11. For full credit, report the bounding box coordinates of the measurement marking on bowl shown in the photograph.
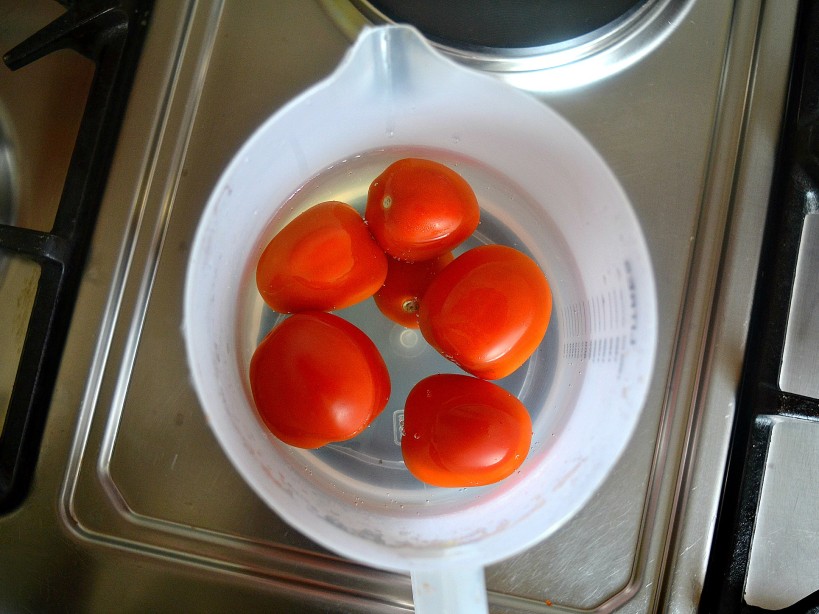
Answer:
[393,410,405,445]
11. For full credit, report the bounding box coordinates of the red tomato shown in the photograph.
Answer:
[418,245,552,380]
[373,252,454,328]
[249,312,391,448]
[256,201,388,313]
[401,374,532,487]
[365,158,480,261]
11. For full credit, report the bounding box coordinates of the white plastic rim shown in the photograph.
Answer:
[184,24,657,609]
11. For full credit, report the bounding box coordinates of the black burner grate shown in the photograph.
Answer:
[0,0,153,513]
[700,0,819,611]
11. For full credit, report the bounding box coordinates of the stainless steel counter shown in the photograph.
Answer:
[0,0,798,611]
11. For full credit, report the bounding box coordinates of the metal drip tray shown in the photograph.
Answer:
[0,0,798,611]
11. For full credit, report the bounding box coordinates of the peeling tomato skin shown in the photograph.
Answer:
[373,252,454,328]
[418,245,552,380]
[365,158,480,262]
[249,312,391,449]
[401,374,532,487]
[256,201,388,313]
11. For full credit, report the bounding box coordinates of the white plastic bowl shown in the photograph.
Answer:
[184,25,657,613]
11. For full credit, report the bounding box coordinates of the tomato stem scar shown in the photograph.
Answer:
[402,299,419,313]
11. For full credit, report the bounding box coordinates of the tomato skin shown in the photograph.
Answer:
[249,312,391,448]
[373,252,453,328]
[365,158,480,262]
[402,374,532,487]
[256,201,388,313]
[418,245,552,380]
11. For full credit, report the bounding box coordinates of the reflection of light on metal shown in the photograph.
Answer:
[0,119,17,228]
[0,117,18,284]
[805,189,818,212]
[322,0,695,92]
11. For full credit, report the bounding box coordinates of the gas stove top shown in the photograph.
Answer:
[1,1,816,611]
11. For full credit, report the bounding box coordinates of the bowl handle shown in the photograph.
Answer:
[411,566,488,614]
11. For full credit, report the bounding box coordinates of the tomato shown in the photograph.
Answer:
[365,158,480,261]
[373,252,454,328]
[256,201,388,313]
[401,374,532,487]
[249,312,391,448]
[418,245,552,380]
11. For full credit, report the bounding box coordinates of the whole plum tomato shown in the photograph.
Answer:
[365,158,480,261]
[373,252,453,328]
[401,374,532,487]
[249,312,390,448]
[418,245,552,380]
[256,201,388,313]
